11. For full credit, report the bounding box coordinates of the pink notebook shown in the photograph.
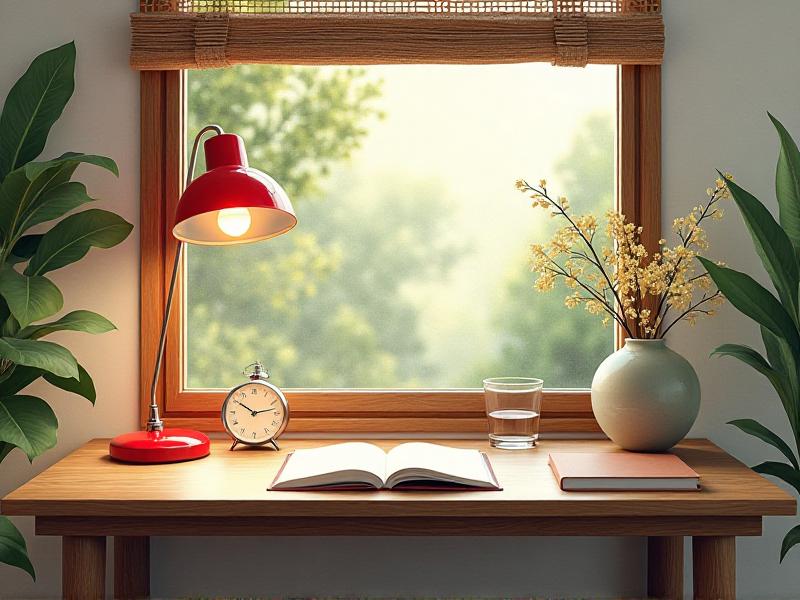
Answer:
[548,452,700,491]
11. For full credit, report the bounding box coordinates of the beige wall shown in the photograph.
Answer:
[1,0,800,597]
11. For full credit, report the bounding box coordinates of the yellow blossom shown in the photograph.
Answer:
[520,175,727,338]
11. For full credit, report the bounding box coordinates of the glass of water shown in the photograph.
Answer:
[483,377,544,449]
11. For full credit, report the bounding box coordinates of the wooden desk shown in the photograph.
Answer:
[1,438,794,600]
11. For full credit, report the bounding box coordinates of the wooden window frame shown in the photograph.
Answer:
[140,64,660,434]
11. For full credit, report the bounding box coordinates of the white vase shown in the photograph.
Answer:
[591,338,700,452]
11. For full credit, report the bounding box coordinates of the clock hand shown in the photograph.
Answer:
[253,400,278,414]
[235,400,258,414]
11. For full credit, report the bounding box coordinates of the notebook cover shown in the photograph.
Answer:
[548,452,699,491]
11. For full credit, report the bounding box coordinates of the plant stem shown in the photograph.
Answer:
[543,256,634,335]
[655,189,723,334]
[527,181,631,332]
[659,291,721,337]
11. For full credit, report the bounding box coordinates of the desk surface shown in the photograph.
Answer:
[1,438,795,519]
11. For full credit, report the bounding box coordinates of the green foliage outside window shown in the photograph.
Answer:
[185,64,613,390]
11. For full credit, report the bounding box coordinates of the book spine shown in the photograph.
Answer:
[547,455,564,491]
[268,451,294,490]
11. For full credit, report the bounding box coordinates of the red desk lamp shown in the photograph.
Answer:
[110,125,296,463]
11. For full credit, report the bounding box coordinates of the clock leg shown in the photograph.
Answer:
[270,439,280,451]
[230,440,238,451]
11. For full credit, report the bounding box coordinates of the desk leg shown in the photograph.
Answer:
[647,536,683,599]
[63,535,106,600]
[693,536,735,600]
[114,536,150,599]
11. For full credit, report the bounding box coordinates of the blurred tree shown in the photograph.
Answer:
[188,65,384,197]
[463,112,615,388]
[185,65,613,390]
[185,65,459,388]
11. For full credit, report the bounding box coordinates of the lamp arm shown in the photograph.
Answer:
[146,124,224,432]
[186,124,224,188]
[146,242,182,432]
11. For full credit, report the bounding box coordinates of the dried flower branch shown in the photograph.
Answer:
[516,175,731,339]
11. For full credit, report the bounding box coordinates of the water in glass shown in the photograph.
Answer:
[483,378,543,449]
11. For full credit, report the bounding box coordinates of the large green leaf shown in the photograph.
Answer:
[0,442,13,461]
[0,42,75,181]
[723,174,799,323]
[25,209,133,276]
[728,418,798,469]
[16,181,94,234]
[8,235,42,265]
[0,394,57,461]
[0,267,62,328]
[0,154,115,241]
[769,113,800,254]
[0,316,18,339]
[0,365,42,396]
[0,363,95,404]
[716,340,799,431]
[24,152,117,181]
[44,364,95,404]
[781,524,800,562]
[0,516,34,580]
[19,310,115,339]
[0,337,77,379]
[698,257,800,351]
[761,326,800,419]
[753,461,800,497]
[0,168,63,240]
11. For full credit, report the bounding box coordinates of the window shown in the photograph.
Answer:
[135,2,663,433]
[184,64,616,390]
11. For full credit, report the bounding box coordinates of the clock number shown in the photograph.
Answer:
[240,427,245,435]
[251,388,257,395]
[274,411,280,416]
[252,432,256,439]
[272,420,278,426]
[232,420,238,426]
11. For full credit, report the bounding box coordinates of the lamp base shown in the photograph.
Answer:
[109,428,211,464]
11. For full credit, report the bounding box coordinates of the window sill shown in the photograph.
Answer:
[152,389,599,433]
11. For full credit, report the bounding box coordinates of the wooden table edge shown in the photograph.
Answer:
[2,497,795,518]
[34,514,765,537]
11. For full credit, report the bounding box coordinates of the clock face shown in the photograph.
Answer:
[222,382,288,445]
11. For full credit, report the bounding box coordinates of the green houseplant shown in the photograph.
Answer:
[0,42,132,578]
[699,113,800,562]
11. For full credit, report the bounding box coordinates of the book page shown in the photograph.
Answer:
[272,442,387,489]
[386,442,493,485]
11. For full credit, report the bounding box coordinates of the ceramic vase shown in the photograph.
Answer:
[591,338,700,452]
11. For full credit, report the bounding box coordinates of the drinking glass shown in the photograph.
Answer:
[483,377,544,449]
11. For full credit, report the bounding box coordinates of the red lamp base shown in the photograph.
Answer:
[109,428,211,464]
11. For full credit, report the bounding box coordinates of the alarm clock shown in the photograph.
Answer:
[221,362,289,451]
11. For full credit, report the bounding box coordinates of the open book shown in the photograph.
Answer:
[270,442,501,490]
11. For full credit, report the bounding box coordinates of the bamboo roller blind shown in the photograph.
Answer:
[132,0,662,69]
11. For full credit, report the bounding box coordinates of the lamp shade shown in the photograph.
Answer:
[172,133,296,245]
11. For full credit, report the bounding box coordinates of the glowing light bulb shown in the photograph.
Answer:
[217,207,252,237]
